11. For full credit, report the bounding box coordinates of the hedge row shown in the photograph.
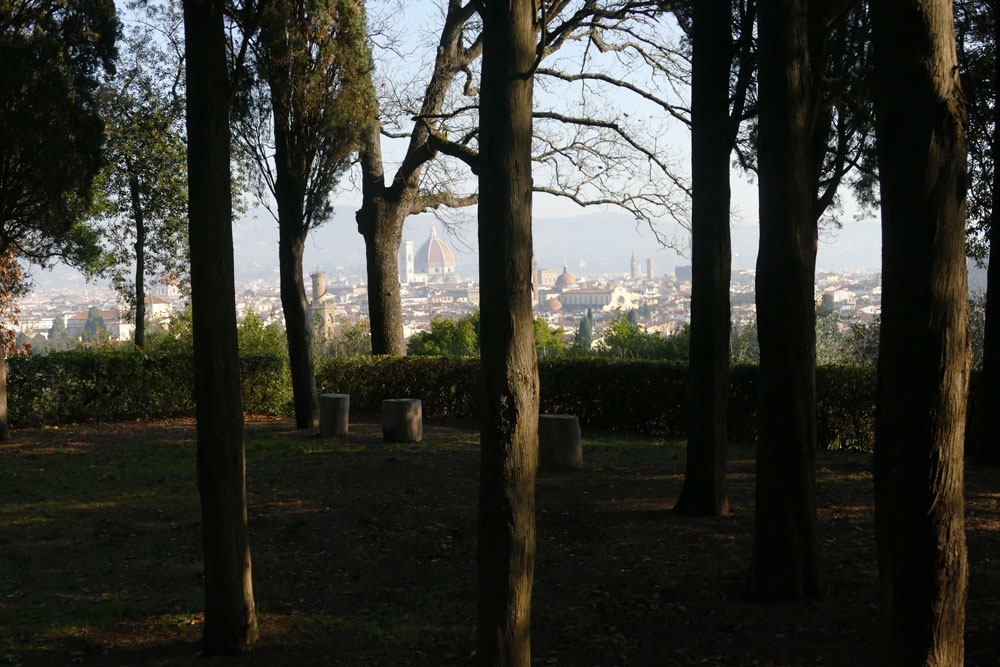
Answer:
[7,351,981,454]
[7,349,291,427]
[316,357,886,451]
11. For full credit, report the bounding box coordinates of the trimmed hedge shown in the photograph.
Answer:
[316,357,882,451]
[9,351,979,455]
[7,349,291,427]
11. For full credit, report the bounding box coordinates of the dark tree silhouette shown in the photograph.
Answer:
[675,0,755,517]
[0,0,115,439]
[235,0,374,427]
[956,0,1000,464]
[747,0,822,601]
[475,0,539,663]
[872,0,970,661]
[182,0,258,654]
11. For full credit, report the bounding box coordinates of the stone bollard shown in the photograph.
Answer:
[319,393,350,436]
[382,398,423,443]
[538,414,583,471]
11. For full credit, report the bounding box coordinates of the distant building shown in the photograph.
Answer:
[150,281,181,302]
[66,309,132,341]
[400,224,457,284]
[675,264,692,282]
[309,272,337,329]
[630,252,637,280]
[537,268,559,287]
[143,295,172,321]
[559,286,636,312]
[646,257,654,280]
[554,266,577,290]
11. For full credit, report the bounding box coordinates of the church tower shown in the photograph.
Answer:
[402,240,415,283]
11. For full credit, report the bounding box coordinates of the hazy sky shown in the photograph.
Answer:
[39,2,882,293]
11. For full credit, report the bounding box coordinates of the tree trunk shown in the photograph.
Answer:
[357,124,406,356]
[676,0,732,517]
[182,0,257,654]
[354,10,479,355]
[747,0,821,601]
[979,0,1000,466]
[476,2,538,665]
[128,171,146,349]
[872,0,969,662]
[278,226,318,428]
[0,357,10,442]
[273,121,319,428]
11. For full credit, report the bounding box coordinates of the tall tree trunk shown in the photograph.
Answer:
[182,0,257,654]
[278,226,318,427]
[676,0,733,517]
[476,2,538,665]
[0,358,10,442]
[273,123,319,428]
[357,124,406,356]
[979,0,1000,466]
[747,0,821,601]
[359,203,406,356]
[128,171,146,349]
[355,9,480,354]
[872,0,969,662]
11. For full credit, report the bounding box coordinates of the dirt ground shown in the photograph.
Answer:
[1,416,997,666]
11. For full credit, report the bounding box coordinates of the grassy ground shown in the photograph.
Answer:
[0,417,997,666]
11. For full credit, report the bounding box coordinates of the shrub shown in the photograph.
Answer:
[7,347,291,427]
[11,351,969,455]
[317,357,893,450]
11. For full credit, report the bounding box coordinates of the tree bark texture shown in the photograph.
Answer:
[0,358,10,442]
[475,2,538,665]
[979,0,1000,466]
[357,123,406,356]
[748,0,821,602]
[872,0,969,663]
[273,119,319,428]
[676,0,733,517]
[183,0,258,654]
[129,171,146,349]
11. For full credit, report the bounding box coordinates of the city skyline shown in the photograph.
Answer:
[25,198,887,295]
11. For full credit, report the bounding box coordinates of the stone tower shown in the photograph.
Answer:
[311,271,326,301]
[402,240,415,283]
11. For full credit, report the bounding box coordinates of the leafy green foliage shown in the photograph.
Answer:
[596,311,689,361]
[236,310,287,357]
[730,320,760,363]
[407,313,480,357]
[955,0,995,261]
[6,346,291,426]
[840,318,880,367]
[83,306,108,342]
[0,0,116,266]
[534,318,566,360]
[732,312,882,367]
[314,316,372,360]
[406,311,569,360]
[971,292,986,369]
[573,309,595,351]
[144,306,194,355]
[233,0,376,232]
[315,357,888,450]
[97,1,188,324]
[1,348,984,454]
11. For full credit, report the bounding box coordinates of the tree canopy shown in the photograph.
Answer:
[98,2,188,343]
[0,0,117,266]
